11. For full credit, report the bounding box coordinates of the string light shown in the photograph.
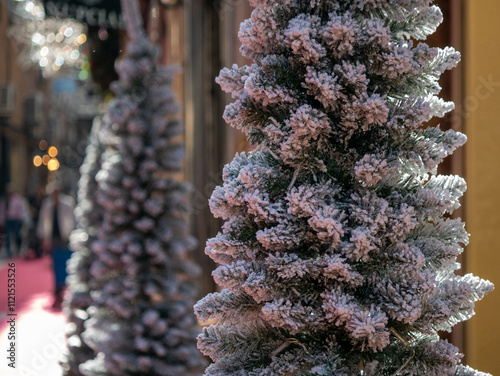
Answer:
[35,142,62,171]
[35,141,64,170]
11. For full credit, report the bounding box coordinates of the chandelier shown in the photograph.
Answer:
[7,0,88,77]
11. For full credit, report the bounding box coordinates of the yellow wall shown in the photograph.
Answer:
[464,1,500,374]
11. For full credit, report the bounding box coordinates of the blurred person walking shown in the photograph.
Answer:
[37,184,75,308]
[26,185,46,259]
[0,184,27,258]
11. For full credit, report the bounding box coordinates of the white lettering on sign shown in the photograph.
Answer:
[45,1,125,30]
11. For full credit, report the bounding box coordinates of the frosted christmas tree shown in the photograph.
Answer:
[65,0,205,374]
[63,117,105,376]
[195,1,494,375]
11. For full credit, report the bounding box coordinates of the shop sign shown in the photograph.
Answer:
[43,0,125,29]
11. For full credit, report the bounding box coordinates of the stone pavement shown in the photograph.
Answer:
[0,255,66,375]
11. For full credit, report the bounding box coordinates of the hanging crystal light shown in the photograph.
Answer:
[7,0,88,77]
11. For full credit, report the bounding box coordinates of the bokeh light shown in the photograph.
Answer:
[33,155,42,167]
[78,70,89,81]
[48,146,58,157]
[48,158,60,171]
[8,16,87,76]
[76,34,87,45]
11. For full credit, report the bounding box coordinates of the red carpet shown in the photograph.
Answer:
[0,256,66,375]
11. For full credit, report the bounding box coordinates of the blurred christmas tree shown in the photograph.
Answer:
[194,1,493,375]
[63,117,105,376]
[63,0,205,374]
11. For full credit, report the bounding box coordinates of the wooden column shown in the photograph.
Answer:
[184,0,224,299]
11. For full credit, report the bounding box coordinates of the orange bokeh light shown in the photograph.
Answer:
[33,156,42,167]
[48,158,60,171]
[48,146,58,157]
